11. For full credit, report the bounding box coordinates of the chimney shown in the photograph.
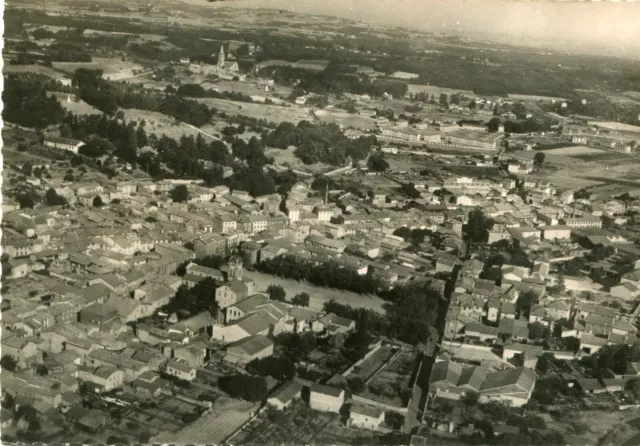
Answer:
[324,182,328,205]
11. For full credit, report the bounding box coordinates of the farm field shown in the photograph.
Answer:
[52,57,144,80]
[243,269,388,314]
[406,84,474,97]
[588,121,640,133]
[543,146,606,155]
[194,97,311,124]
[4,64,69,80]
[315,108,378,130]
[508,93,567,102]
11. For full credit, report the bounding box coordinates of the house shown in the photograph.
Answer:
[541,226,571,240]
[79,303,117,328]
[610,282,640,299]
[77,366,125,393]
[225,335,274,365]
[502,343,544,369]
[349,404,385,430]
[132,371,167,398]
[309,383,345,412]
[545,300,571,320]
[1,337,38,369]
[166,360,196,381]
[267,380,303,410]
[464,323,499,342]
[498,318,529,341]
[429,360,536,407]
[580,334,608,355]
[44,136,84,154]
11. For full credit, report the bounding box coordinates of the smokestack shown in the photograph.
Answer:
[324,181,328,205]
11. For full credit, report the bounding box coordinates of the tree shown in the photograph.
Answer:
[267,284,286,302]
[534,152,546,167]
[136,125,148,148]
[528,321,546,340]
[17,194,36,209]
[367,153,389,172]
[2,393,15,410]
[92,196,103,207]
[21,162,33,176]
[348,376,366,394]
[246,356,295,381]
[468,100,477,110]
[170,184,189,203]
[1,355,17,372]
[45,188,68,206]
[218,374,268,402]
[466,209,493,244]
[342,329,373,362]
[461,391,480,406]
[487,117,501,133]
[516,291,538,318]
[291,292,310,307]
[36,364,49,376]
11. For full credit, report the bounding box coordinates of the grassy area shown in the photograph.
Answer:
[243,269,388,314]
[52,57,144,80]
[194,97,311,124]
[361,350,417,407]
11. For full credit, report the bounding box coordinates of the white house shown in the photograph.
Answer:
[44,137,85,154]
[309,383,345,412]
[349,404,385,430]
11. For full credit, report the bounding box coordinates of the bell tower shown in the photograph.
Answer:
[218,44,225,69]
[227,255,243,281]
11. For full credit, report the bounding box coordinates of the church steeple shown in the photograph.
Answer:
[217,43,225,69]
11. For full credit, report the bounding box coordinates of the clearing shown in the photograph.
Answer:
[194,97,311,124]
[52,57,144,80]
[120,109,202,140]
[4,64,69,81]
[243,269,388,314]
[49,92,102,116]
[314,108,378,130]
[406,84,474,97]
[265,146,332,175]
[543,146,606,156]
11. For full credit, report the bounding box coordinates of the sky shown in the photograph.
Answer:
[204,0,640,58]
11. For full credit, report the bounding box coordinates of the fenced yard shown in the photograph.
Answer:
[346,345,397,382]
[360,350,419,408]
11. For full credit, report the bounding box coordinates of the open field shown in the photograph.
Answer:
[406,84,474,97]
[194,97,311,124]
[120,109,203,140]
[255,59,329,71]
[588,121,640,133]
[52,57,144,80]
[48,92,102,116]
[4,64,69,80]
[508,93,567,102]
[243,269,388,314]
[265,146,332,174]
[315,108,377,130]
[543,146,606,156]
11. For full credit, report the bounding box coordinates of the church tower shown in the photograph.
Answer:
[227,255,243,281]
[217,44,225,69]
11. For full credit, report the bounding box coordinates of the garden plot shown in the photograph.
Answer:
[346,345,397,382]
[232,401,379,445]
[360,350,418,407]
